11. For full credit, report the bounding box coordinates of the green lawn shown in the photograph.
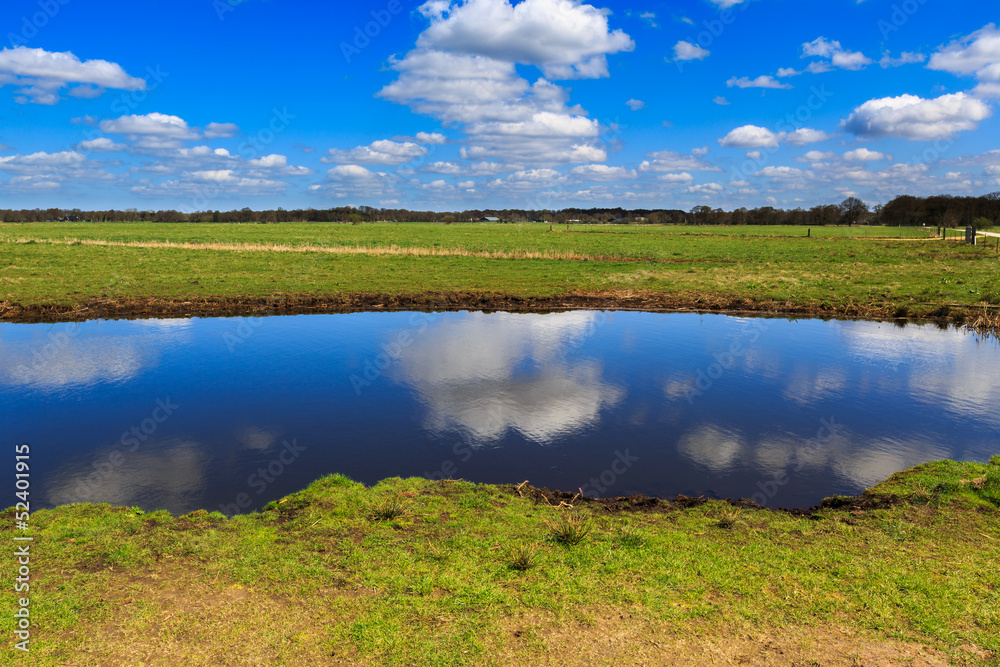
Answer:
[2,223,997,327]
[2,459,997,665]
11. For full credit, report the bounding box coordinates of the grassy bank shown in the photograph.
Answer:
[3,459,998,665]
[2,223,998,330]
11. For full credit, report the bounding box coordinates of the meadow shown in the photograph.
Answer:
[2,459,997,665]
[1,222,998,330]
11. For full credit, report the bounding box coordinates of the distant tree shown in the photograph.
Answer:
[838,197,869,226]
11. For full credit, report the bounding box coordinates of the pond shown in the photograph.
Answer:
[2,311,997,514]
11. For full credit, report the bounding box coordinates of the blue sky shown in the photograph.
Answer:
[1,0,998,212]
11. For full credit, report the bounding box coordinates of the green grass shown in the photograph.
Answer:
[3,223,998,326]
[2,460,998,665]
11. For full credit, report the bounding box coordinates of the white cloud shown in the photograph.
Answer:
[380,3,625,167]
[76,137,126,152]
[879,51,926,68]
[843,148,886,162]
[756,165,806,180]
[247,154,314,176]
[99,113,201,149]
[746,150,762,160]
[416,0,634,79]
[928,24,1000,79]
[638,150,722,172]
[784,128,833,146]
[0,150,86,172]
[204,122,240,138]
[726,75,792,90]
[719,125,781,148]
[798,150,836,162]
[570,164,636,180]
[0,46,145,104]
[415,131,447,144]
[673,40,709,61]
[776,67,801,77]
[657,172,694,183]
[692,146,709,157]
[685,182,724,194]
[841,93,992,140]
[626,98,645,110]
[323,139,428,165]
[706,0,747,7]
[327,164,382,179]
[424,161,464,174]
[713,95,730,105]
[801,37,872,71]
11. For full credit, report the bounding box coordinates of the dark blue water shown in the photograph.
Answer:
[2,311,997,514]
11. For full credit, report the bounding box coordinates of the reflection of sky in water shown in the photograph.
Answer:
[1,312,998,514]
[393,312,623,443]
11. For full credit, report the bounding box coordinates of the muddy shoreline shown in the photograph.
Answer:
[0,289,962,328]
[498,481,909,517]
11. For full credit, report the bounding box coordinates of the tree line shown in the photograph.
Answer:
[2,193,998,226]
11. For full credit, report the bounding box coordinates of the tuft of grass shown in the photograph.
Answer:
[508,544,538,571]
[716,507,743,529]
[545,513,591,546]
[367,496,409,522]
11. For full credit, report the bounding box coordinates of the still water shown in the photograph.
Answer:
[2,311,997,514]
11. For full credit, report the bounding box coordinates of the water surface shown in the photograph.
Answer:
[2,311,997,514]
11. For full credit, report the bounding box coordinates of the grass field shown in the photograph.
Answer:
[2,459,997,665]
[2,222,998,329]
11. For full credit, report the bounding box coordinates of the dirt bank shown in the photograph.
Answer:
[0,288,954,325]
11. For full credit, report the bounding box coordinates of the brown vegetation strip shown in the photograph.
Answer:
[6,236,685,263]
[0,289,901,324]
[498,481,905,516]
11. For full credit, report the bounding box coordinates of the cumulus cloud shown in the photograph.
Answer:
[379,2,631,167]
[713,95,730,105]
[928,24,1000,99]
[322,139,428,165]
[204,122,240,138]
[718,125,782,148]
[841,93,992,140]
[0,46,145,104]
[246,154,314,176]
[673,41,709,61]
[801,37,872,71]
[415,131,447,144]
[879,51,926,68]
[718,125,832,149]
[726,75,792,90]
[99,113,205,150]
[843,148,886,162]
[685,182,724,194]
[657,172,694,184]
[928,24,1000,77]
[798,150,836,162]
[570,164,636,180]
[416,0,634,79]
[784,128,833,146]
[626,98,645,110]
[638,149,722,172]
[76,137,126,152]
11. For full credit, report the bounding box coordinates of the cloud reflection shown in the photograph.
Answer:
[393,312,623,444]
[45,439,208,514]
